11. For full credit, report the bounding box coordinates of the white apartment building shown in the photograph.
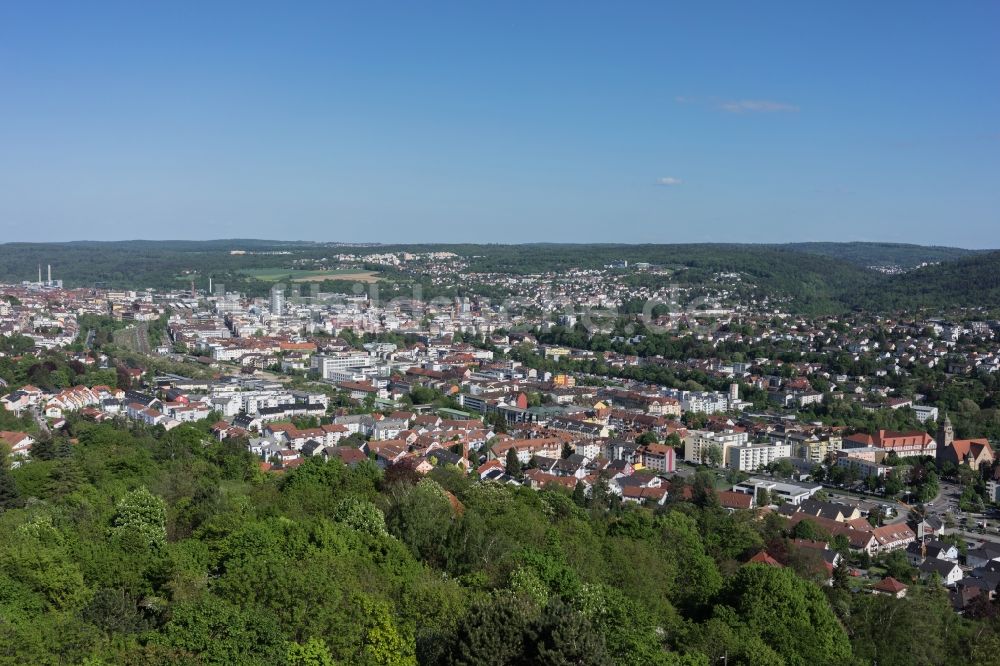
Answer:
[727,442,792,472]
[311,352,374,380]
[769,431,843,465]
[680,392,730,414]
[324,367,380,383]
[684,429,749,466]
[912,405,939,423]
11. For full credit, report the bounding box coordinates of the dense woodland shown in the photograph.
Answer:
[2,416,1000,665]
[781,242,978,268]
[1,240,997,314]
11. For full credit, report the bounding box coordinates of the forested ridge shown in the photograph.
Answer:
[857,250,1000,311]
[1,240,996,314]
[1,417,998,665]
[780,242,979,267]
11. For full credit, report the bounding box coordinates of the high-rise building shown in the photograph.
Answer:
[270,285,285,317]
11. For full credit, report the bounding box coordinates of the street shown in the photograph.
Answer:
[29,405,50,438]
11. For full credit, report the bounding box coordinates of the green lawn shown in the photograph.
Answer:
[237,267,378,282]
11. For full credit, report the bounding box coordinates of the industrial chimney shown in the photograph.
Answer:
[47,264,51,284]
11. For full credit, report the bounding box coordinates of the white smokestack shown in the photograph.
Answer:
[38,265,42,283]
[47,265,51,283]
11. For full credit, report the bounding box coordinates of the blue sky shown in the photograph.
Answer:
[1,2,997,246]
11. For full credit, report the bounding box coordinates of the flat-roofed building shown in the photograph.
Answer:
[733,477,822,506]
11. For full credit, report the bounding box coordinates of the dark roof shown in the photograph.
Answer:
[950,586,982,610]
[430,449,465,466]
[924,516,945,530]
[959,576,999,593]
[233,414,258,428]
[124,390,156,406]
[919,559,960,576]
[616,474,658,489]
[301,439,324,456]
[924,540,956,558]
[554,456,587,473]
[821,550,840,565]
[530,455,560,472]
[796,498,856,520]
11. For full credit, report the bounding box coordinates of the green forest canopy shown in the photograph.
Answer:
[0,416,997,665]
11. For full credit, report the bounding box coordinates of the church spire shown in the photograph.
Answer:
[936,411,954,461]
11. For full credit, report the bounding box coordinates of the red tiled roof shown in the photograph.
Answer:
[748,551,783,567]
[951,438,993,460]
[718,490,753,510]
[873,576,908,593]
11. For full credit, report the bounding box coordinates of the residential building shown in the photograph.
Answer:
[684,428,748,467]
[638,443,676,474]
[727,442,792,472]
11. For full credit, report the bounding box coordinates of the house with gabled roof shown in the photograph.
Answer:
[478,459,506,479]
[872,576,908,598]
[0,431,34,458]
[967,543,1000,570]
[322,446,369,467]
[748,550,783,567]
[919,559,963,587]
[1,390,32,414]
[233,414,262,432]
[718,490,755,511]
[906,539,959,566]
[301,439,325,457]
[871,524,916,553]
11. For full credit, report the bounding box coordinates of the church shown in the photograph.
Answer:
[935,414,994,472]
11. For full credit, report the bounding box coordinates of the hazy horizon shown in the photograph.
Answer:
[0,238,995,252]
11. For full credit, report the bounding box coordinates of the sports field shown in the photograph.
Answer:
[237,268,382,283]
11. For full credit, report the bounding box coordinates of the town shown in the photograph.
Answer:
[4,248,1000,644]
[4,0,998,661]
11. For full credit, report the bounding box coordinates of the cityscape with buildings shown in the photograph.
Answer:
[3,242,1000,665]
[3,1,999,663]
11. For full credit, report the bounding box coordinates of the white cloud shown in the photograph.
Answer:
[719,99,799,114]
[657,177,683,186]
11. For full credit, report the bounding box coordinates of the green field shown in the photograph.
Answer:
[236,268,381,283]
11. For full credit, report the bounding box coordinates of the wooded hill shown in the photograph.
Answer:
[0,240,995,314]
[1,417,995,665]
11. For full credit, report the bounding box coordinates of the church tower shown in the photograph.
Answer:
[936,413,954,463]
